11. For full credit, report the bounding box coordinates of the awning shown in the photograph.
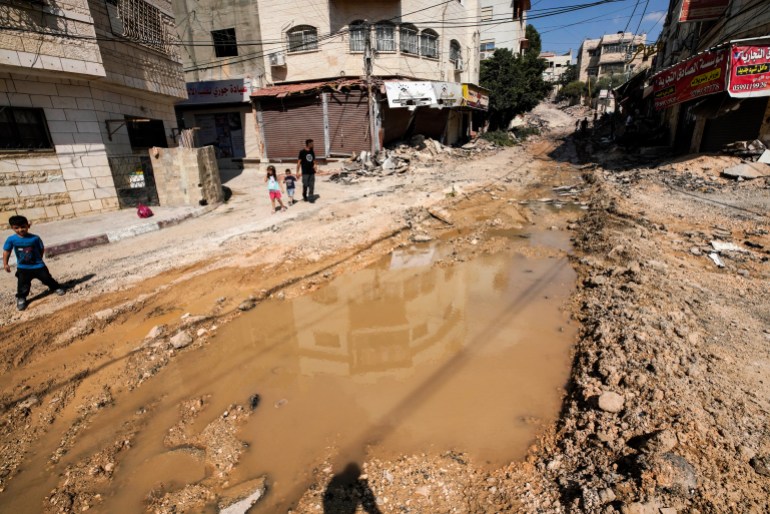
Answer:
[650,47,729,110]
[251,78,366,98]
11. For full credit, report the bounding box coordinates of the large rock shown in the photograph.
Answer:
[219,477,266,514]
[598,391,625,413]
[645,452,698,496]
[170,331,193,349]
[638,429,678,455]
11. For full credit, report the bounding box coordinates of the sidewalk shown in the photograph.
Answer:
[5,205,214,259]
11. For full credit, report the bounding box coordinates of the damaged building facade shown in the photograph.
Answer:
[1,0,186,222]
[645,0,770,153]
[173,0,502,163]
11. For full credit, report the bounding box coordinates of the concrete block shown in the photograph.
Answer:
[0,185,18,199]
[39,181,68,194]
[72,132,102,144]
[64,109,98,122]
[23,207,47,221]
[51,132,76,145]
[80,178,97,189]
[89,199,103,211]
[48,120,78,133]
[72,200,93,214]
[40,55,63,71]
[93,187,116,199]
[0,160,20,173]
[57,203,74,216]
[65,179,83,191]
[30,95,53,108]
[17,156,60,170]
[95,176,115,188]
[76,97,95,110]
[60,58,90,75]
[45,108,67,121]
[56,84,91,98]
[53,96,79,109]
[7,93,32,107]
[62,167,92,180]
[44,206,59,219]
[89,165,112,177]
[80,154,108,167]
[12,80,58,96]
[0,49,21,68]
[76,121,100,133]
[16,184,41,197]
[69,189,95,202]
[101,197,119,210]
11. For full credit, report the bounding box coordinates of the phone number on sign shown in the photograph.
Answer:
[732,82,769,91]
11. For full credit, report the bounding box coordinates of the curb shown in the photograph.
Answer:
[46,205,218,258]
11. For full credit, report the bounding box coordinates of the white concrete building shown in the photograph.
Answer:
[0,0,186,222]
[576,32,647,82]
[478,0,529,60]
[541,50,573,83]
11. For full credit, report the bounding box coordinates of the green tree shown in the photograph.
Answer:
[557,80,586,102]
[480,47,552,130]
[558,64,578,86]
[525,24,542,54]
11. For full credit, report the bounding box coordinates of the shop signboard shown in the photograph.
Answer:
[652,48,728,110]
[182,78,251,105]
[384,81,437,108]
[679,0,729,23]
[431,82,464,107]
[728,44,770,98]
[461,84,490,110]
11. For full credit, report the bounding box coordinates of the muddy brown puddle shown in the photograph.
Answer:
[4,229,577,513]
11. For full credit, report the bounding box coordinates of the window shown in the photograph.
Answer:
[480,40,495,60]
[126,117,167,149]
[420,29,438,58]
[211,28,237,57]
[481,6,493,21]
[349,20,366,52]
[400,24,419,54]
[587,49,597,57]
[587,67,599,77]
[601,63,625,75]
[0,107,52,151]
[450,39,461,67]
[105,0,178,57]
[513,0,525,19]
[375,21,396,52]
[287,25,318,53]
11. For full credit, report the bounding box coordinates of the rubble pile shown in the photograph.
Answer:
[721,139,766,159]
[562,104,594,118]
[329,135,499,185]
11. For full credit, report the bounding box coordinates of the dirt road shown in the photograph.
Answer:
[1,103,768,513]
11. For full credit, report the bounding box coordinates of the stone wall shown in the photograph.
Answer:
[153,146,223,207]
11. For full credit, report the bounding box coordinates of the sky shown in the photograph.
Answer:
[530,0,670,58]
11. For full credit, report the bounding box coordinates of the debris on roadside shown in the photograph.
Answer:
[707,252,725,268]
[722,139,767,159]
[328,136,499,185]
[721,161,770,180]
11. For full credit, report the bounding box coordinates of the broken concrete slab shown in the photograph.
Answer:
[721,162,770,180]
[219,477,267,514]
[708,252,725,268]
[427,207,453,225]
[711,241,747,253]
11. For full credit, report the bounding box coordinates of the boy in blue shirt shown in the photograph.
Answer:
[3,215,65,311]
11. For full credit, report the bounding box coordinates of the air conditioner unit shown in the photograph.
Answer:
[269,52,286,67]
[455,58,465,71]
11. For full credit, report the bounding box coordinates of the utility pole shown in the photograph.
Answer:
[364,21,377,154]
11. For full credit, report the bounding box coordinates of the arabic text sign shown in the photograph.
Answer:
[679,0,729,22]
[385,81,437,108]
[652,48,728,110]
[729,45,770,98]
[182,79,251,105]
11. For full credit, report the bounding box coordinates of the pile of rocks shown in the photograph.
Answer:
[329,134,498,185]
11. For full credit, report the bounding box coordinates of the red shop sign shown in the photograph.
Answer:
[728,45,770,98]
[679,0,729,23]
[652,48,728,110]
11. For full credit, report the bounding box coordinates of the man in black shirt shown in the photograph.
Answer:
[297,139,318,202]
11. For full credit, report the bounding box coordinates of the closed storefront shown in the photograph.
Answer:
[327,91,369,156]
[259,95,326,160]
[701,97,769,152]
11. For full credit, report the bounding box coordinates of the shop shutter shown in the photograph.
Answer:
[260,95,326,160]
[413,107,450,141]
[701,98,768,153]
[326,91,370,156]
